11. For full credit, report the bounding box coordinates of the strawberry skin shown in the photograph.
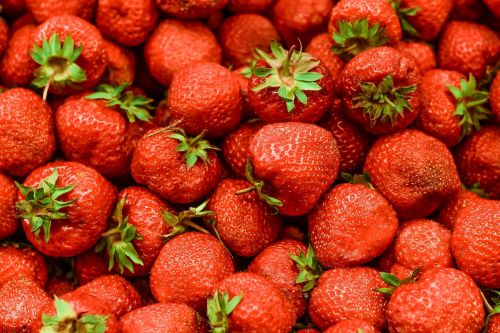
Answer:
[395,41,436,74]
[0,244,47,288]
[102,39,136,85]
[155,0,228,19]
[490,72,500,124]
[228,0,272,12]
[399,0,452,41]
[25,0,96,22]
[484,0,500,17]
[0,173,17,240]
[46,277,76,297]
[0,18,8,57]
[324,320,380,333]
[437,189,483,229]
[305,33,345,84]
[74,249,110,285]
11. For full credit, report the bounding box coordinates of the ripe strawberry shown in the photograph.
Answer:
[455,126,500,199]
[438,21,500,79]
[168,62,243,138]
[0,173,17,240]
[96,0,158,47]
[437,186,486,229]
[395,41,436,74]
[102,40,136,85]
[310,182,398,269]
[484,0,500,17]
[272,0,334,47]
[232,67,256,119]
[0,278,51,333]
[31,15,108,99]
[340,46,421,135]
[74,249,109,285]
[46,276,76,297]
[490,72,500,123]
[324,320,380,333]
[417,70,490,147]
[0,88,55,178]
[308,267,387,330]
[364,129,461,219]
[279,225,307,243]
[296,329,320,333]
[451,199,500,288]
[218,14,280,68]
[228,0,273,13]
[0,244,47,288]
[25,0,96,22]
[131,127,222,204]
[121,302,209,333]
[144,19,221,86]
[328,0,401,61]
[150,232,234,312]
[11,13,36,32]
[305,33,345,84]
[386,268,484,332]
[17,161,117,257]
[0,18,8,56]
[451,0,487,20]
[248,43,335,123]
[208,272,295,333]
[156,0,228,18]
[2,0,26,17]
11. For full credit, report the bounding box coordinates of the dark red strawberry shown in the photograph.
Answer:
[46,276,76,297]
[2,0,27,17]
[11,13,36,32]
[0,88,55,178]
[74,249,109,285]
[305,33,345,84]
[395,41,436,74]
[25,0,96,22]
[232,67,256,119]
[102,40,136,85]
[364,129,461,219]
[228,0,273,13]
[0,173,17,240]
[324,320,380,333]
[451,0,487,20]
[17,161,117,257]
[484,0,500,17]
[279,225,307,243]
[0,243,47,288]
[155,0,228,18]
[0,18,8,56]
[437,186,486,229]
[340,46,421,135]
[491,72,500,123]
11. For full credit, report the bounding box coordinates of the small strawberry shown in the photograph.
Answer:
[228,0,273,13]
[395,41,436,74]
[340,46,421,135]
[102,39,136,85]
[25,0,96,22]
[305,33,345,83]
[0,243,47,288]
[279,225,307,243]
[324,320,380,333]
[437,185,486,229]
[490,71,500,123]
[74,249,109,285]
[155,0,228,19]
[46,276,76,297]
[0,173,18,240]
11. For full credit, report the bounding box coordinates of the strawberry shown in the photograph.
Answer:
[272,0,334,48]
[438,21,500,79]
[232,67,256,119]
[31,15,108,99]
[484,294,500,333]
[0,18,8,56]
[279,225,307,243]
[218,14,280,68]
[167,62,243,138]
[121,302,209,333]
[340,46,421,135]
[17,161,117,257]
[248,42,335,123]
[95,0,158,47]
[0,278,51,333]
[416,70,490,147]
[131,127,222,204]
[437,186,486,229]
[0,243,47,288]
[208,272,295,333]
[144,19,221,86]
[308,267,387,330]
[46,276,76,297]
[25,0,96,22]
[484,0,500,18]
[155,0,228,19]
[490,71,500,123]
[228,0,273,13]
[150,232,234,312]
[74,249,109,285]
[0,173,17,240]
[0,88,55,178]
[296,329,320,333]
[324,320,380,333]
[306,35,345,87]
[451,0,487,20]
[451,199,500,288]
[395,41,436,74]
[102,39,136,85]
[328,0,401,61]
[2,0,26,17]
[11,13,36,32]
[385,267,484,332]
[364,129,461,219]
[455,126,500,199]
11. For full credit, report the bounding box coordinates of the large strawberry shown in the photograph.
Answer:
[0,173,18,240]
[155,0,228,19]
[0,243,47,288]
[340,46,421,135]
[245,122,339,216]
[364,129,461,219]
[0,88,55,178]
[131,127,222,204]
[25,0,96,22]
[451,199,500,288]
[248,42,335,123]
[437,186,485,229]
[150,232,234,313]
[305,33,345,83]
[102,40,136,85]
[17,161,117,257]
[309,182,398,269]
[324,320,380,333]
[395,41,436,74]
[144,19,221,86]
[491,72,500,123]
[208,272,295,333]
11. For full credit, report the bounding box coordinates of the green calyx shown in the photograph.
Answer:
[15,169,76,243]
[41,297,108,333]
[463,183,490,198]
[170,128,220,169]
[353,74,417,127]
[391,0,420,37]
[332,19,390,61]
[252,41,323,112]
[86,84,154,123]
[290,244,323,293]
[376,266,422,296]
[207,291,243,333]
[341,172,375,190]
[163,200,213,239]
[447,74,491,139]
[31,33,87,100]
[482,291,500,332]
[95,196,144,274]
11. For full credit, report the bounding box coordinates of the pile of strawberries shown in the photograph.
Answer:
[0,0,499,332]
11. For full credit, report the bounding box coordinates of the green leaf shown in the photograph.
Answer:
[380,272,401,287]
[295,72,323,82]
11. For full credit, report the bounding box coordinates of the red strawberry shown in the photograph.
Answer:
[74,249,109,285]
[155,0,228,18]
[0,18,8,56]
[437,186,485,229]
[232,67,256,119]
[0,88,55,177]
[0,173,17,240]
[309,182,398,269]
[11,13,36,32]
[395,41,436,74]
[248,43,335,123]
[451,199,500,288]
[25,0,96,22]
[167,62,243,138]
[31,15,108,99]
[208,272,295,333]
[129,276,156,306]
[279,225,307,243]
[0,244,47,288]
[272,0,334,47]
[340,46,421,135]
[305,33,345,84]
[484,0,500,17]
[308,267,387,330]
[324,320,380,333]
[131,127,222,204]
[491,72,500,123]
[455,126,500,199]
[2,0,26,17]
[144,19,221,86]
[218,14,280,68]
[96,0,158,47]
[364,129,461,219]
[102,40,136,85]
[150,232,234,312]
[46,276,76,297]
[17,161,117,257]
[386,268,484,332]
[451,0,487,20]
[438,21,500,79]
[121,302,209,333]
[416,70,490,147]
[328,0,401,61]
[228,0,273,13]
